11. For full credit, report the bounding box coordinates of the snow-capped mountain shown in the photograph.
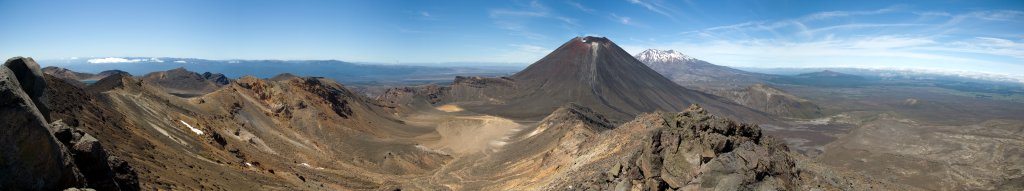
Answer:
[634,49,770,88]
[634,49,697,63]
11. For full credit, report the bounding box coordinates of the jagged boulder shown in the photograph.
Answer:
[635,104,798,190]
[71,134,121,190]
[0,61,84,190]
[2,58,139,190]
[4,57,50,119]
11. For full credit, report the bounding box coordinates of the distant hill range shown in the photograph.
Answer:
[40,57,521,85]
[42,66,129,85]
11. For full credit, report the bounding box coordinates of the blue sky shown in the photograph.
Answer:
[1,0,1022,75]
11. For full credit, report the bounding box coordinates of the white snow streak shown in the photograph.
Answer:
[179,120,204,135]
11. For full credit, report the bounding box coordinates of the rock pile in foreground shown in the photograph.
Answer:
[559,104,908,190]
[0,57,138,190]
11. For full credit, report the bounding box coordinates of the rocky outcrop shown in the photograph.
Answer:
[5,57,50,119]
[543,103,614,132]
[1,57,139,190]
[376,84,450,109]
[557,104,904,190]
[575,104,798,190]
[294,77,355,118]
[53,120,138,191]
[70,131,120,190]
[1,58,84,190]
[202,72,231,86]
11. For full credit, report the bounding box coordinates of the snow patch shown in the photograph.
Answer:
[179,120,204,135]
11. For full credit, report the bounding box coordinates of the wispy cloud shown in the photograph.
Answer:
[635,6,1024,75]
[566,1,595,13]
[913,11,951,17]
[611,13,631,25]
[489,0,578,39]
[801,5,903,21]
[627,0,679,21]
[687,6,909,39]
[914,37,1024,59]
[802,23,926,36]
[849,36,935,49]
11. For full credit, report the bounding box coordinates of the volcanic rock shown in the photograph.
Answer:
[71,133,121,190]
[0,61,84,190]
[5,57,50,119]
[202,72,231,86]
[616,104,796,190]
